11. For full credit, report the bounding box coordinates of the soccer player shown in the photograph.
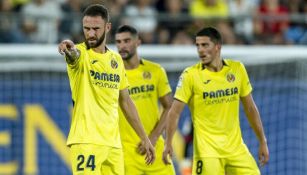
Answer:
[162,27,269,175]
[115,25,176,175]
[58,4,155,175]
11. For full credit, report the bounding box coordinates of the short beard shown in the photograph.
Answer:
[122,52,134,61]
[85,30,106,49]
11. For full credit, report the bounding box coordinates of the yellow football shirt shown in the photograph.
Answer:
[175,59,252,158]
[119,59,171,147]
[189,0,229,18]
[66,43,128,148]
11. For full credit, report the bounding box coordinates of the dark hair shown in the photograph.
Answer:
[115,25,138,37]
[83,4,109,22]
[196,27,222,45]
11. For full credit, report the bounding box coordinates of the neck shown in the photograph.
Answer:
[124,54,140,70]
[92,44,106,54]
[204,58,223,72]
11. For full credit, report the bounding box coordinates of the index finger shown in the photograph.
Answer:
[58,43,68,55]
[62,40,74,49]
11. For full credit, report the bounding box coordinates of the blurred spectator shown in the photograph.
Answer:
[188,0,236,44]
[228,0,258,44]
[122,0,157,43]
[189,0,229,18]
[299,0,307,44]
[21,0,62,43]
[171,31,194,45]
[157,0,191,43]
[186,18,237,44]
[59,0,85,43]
[254,0,289,44]
[0,0,28,43]
[284,0,307,45]
[155,26,171,44]
[216,20,237,44]
[11,0,30,11]
[1,0,306,45]
[106,0,129,42]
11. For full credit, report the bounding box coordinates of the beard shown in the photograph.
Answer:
[85,30,106,49]
[119,50,134,61]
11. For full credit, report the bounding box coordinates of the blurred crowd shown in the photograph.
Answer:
[0,0,307,45]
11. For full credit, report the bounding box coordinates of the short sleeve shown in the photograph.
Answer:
[157,66,172,97]
[239,62,252,97]
[174,69,193,103]
[119,61,129,90]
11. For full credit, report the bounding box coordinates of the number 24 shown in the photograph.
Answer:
[77,155,96,171]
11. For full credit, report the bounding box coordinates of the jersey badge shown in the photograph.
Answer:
[226,73,235,83]
[111,58,118,69]
[143,71,151,79]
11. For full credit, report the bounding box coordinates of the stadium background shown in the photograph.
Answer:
[1,0,307,174]
[0,45,306,175]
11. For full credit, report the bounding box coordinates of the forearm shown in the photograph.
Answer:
[120,98,147,140]
[165,108,180,145]
[65,48,80,65]
[149,107,170,141]
[246,106,267,143]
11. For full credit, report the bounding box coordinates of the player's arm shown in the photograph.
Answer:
[119,88,155,165]
[58,39,80,65]
[162,99,185,164]
[148,93,172,146]
[241,93,269,166]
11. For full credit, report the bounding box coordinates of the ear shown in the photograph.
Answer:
[106,22,112,33]
[137,38,142,46]
[216,43,222,51]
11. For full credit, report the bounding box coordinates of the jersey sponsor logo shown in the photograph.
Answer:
[110,59,118,69]
[90,70,120,82]
[143,71,151,79]
[226,73,235,82]
[128,84,155,95]
[203,87,238,99]
[92,81,118,89]
[205,96,238,105]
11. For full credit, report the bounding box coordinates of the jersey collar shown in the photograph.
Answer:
[201,59,228,70]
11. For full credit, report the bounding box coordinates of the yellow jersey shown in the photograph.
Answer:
[175,59,252,157]
[119,59,171,147]
[189,0,228,18]
[66,43,128,148]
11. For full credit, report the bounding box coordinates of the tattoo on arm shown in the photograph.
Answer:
[65,49,80,65]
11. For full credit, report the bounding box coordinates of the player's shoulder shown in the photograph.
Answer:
[141,59,165,70]
[141,59,160,67]
[182,62,202,74]
[76,42,87,51]
[224,59,245,69]
[107,47,122,59]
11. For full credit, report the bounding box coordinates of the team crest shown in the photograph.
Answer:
[226,73,235,82]
[110,58,118,69]
[143,71,151,79]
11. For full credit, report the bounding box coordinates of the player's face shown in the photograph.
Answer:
[115,32,139,60]
[195,36,220,65]
[83,16,111,48]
